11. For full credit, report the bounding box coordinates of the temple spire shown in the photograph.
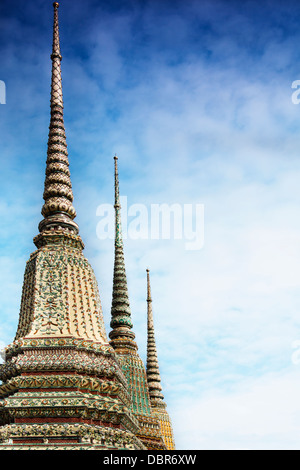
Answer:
[0,3,146,450]
[146,269,164,405]
[145,270,176,449]
[38,2,78,236]
[109,156,137,350]
[114,154,123,248]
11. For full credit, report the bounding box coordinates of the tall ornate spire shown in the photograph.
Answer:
[146,269,176,450]
[108,160,166,450]
[13,1,106,343]
[146,269,164,404]
[0,4,145,450]
[109,156,137,351]
[38,2,78,236]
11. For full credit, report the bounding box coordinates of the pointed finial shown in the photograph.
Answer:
[146,268,152,302]
[114,154,122,246]
[37,2,79,238]
[109,156,137,351]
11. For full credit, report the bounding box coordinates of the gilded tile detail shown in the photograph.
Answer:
[0,423,145,450]
[15,243,107,343]
[0,2,175,451]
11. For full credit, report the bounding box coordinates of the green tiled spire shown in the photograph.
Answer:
[108,158,166,449]
[109,156,137,351]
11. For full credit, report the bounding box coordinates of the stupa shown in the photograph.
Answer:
[0,2,175,451]
[0,3,143,450]
[109,156,166,450]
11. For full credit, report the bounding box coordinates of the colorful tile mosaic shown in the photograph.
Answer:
[109,157,168,451]
[0,2,175,451]
[146,269,176,450]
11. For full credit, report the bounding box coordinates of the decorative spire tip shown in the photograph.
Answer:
[53,2,59,9]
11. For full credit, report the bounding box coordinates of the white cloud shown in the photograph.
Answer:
[172,369,300,449]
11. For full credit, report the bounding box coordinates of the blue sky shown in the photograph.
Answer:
[2,0,300,449]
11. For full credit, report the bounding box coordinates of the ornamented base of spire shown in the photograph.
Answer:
[114,351,166,451]
[136,415,167,451]
[0,339,145,449]
[15,235,105,342]
[0,424,144,450]
[150,405,176,451]
[0,231,146,450]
